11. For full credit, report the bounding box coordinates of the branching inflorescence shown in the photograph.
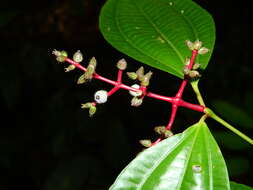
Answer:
[52,40,209,147]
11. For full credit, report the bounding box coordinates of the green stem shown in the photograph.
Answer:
[191,80,206,106]
[205,108,253,145]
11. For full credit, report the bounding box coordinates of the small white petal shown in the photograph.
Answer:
[129,84,142,97]
[94,90,108,104]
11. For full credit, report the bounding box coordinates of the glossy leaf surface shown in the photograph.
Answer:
[109,122,230,190]
[230,181,253,190]
[99,0,215,78]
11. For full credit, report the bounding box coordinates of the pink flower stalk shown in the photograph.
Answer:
[52,45,205,146]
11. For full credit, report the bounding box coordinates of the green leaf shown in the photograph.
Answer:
[99,0,215,78]
[109,122,230,190]
[230,181,253,190]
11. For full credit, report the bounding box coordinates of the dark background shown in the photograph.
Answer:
[0,0,252,189]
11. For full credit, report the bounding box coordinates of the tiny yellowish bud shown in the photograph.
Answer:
[131,97,143,107]
[198,47,209,55]
[53,50,68,62]
[188,70,201,78]
[164,130,174,138]
[139,139,152,148]
[56,56,65,63]
[83,57,97,80]
[73,50,83,63]
[84,65,95,80]
[64,65,75,72]
[81,102,92,109]
[129,84,142,97]
[89,106,97,117]
[136,66,144,81]
[154,126,166,135]
[61,51,68,57]
[94,90,108,104]
[154,126,173,138]
[117,59,127,70]
[185,40,194,50]
[52,49,61,57]
[127,72,138,80]
[141,71,153,86]
[89,57,97,67]
[77,73,87,84]
[183,67,190,75]
[193,40,203,50]
[192,63,201,70]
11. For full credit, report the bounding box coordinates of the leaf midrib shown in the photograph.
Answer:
[137,126,197,189]
[175,123,201,189]
[132,0,185,64]
[113,0,183,78]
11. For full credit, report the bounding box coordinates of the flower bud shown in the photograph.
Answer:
[131,97,143,107]
[198,47,209,55]
[89,57,97,67]
[64,65,75,72]
[154,126,166,135]
[77,73,87,84]
[84,66,95,80]
[192,63,201,70]
[83,57,97,80]
[89,106,97,117]
[164,130,173,138]
[81,102,92,109]
[73,50,83,63]
[94,90,108,104]
[193,40,202,50]
[117,59,127,70]
[129,84,142,97]
[188,70,201,78]
[141,71,153,86]
[185,40,194,50]
[53,50,68,62]
[127,72,138,80]
[52,49,61,57]
[183,67,190,75]
[139,139,152,148]
[136,66,144,81]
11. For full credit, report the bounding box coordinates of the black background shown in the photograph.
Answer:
[0,0,252,189]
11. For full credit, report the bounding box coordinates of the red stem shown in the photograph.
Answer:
[176,80,187,98]
[107,86,120,97]
[62,50,203,145]
[166,105,178,130]
[147,92,174,103]
[151,138,162,146]
[187,50,198,69]
[117,70,123,82]
[64,53,203,111]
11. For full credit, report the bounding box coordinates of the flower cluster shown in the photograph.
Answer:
[52,39,209,147]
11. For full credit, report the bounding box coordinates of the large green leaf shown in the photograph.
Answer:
[230,181,253,190]
[109,122,230,190]
[99,0,215,78]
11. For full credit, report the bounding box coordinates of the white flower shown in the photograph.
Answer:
[94,90,108,104]
[129,84,142,97]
